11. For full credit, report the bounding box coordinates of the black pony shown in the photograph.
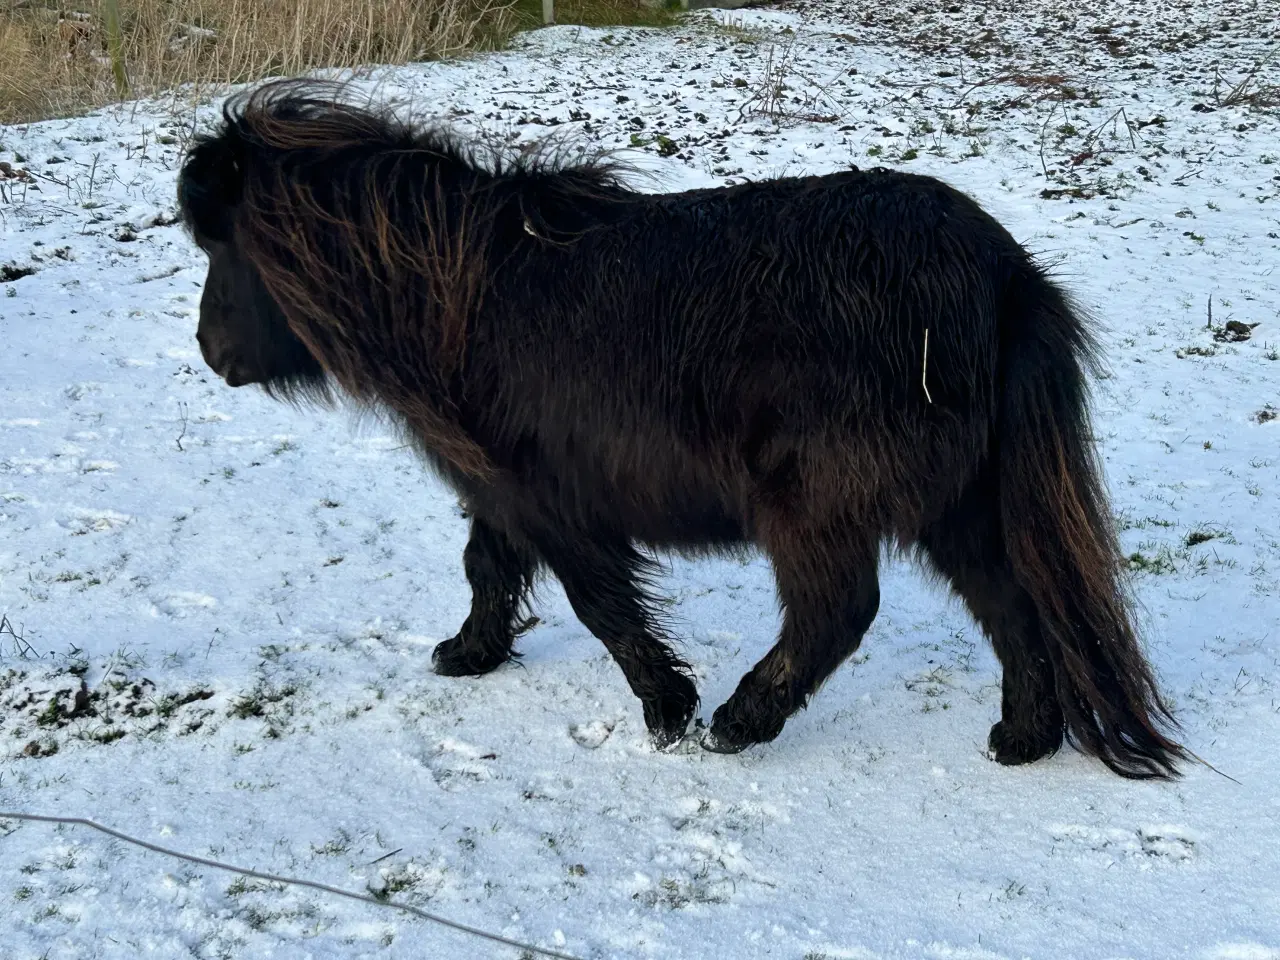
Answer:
[178,80,1185,778]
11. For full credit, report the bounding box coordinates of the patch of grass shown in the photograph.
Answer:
[34,902,62,922]
[229,682,297,720]
[75,725,127,745]
[1175,343,1218,359]
[311,829,353,856]
[1117,511,1173,532]
[1185,525,1235,548]
[371,862,433,901]
[1128,543,1183,575]
[654,134,679,157]
[155,688,215,718]
[226,876,269,897]
[634,875,728,909]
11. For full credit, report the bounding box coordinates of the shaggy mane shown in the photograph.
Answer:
[180,79,643,477]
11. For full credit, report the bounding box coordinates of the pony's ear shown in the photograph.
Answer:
[177,133,245,246]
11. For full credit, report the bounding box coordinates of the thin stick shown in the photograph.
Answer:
[1038,103,1058,181]
[0,812,583,960]
[922,327,934,404]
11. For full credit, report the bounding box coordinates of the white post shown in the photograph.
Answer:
[542,0,554,24]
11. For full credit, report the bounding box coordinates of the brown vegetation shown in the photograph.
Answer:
[1,0,672,125]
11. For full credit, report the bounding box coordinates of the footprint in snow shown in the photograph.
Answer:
[425,738,498,791]
[152,592,217,618]
[58,508,131,535]
[1137,825,1198,862]
[64,383,102,402]
[569,719,615,749]
[1049,823,1198,863]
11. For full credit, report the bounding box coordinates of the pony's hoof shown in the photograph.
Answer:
[702,689,788,754]
[431,635,509,677]
[987,720,1062,766]
[699,724,751,754]
[650,722,691,752]
[642,673,698,750]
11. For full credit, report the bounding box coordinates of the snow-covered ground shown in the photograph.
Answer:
[2,1,1278,957]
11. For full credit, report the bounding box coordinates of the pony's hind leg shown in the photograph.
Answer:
[433,516,539,677]
[537,533,698,750]
[704,525,880,753]
[918,483,1065,765]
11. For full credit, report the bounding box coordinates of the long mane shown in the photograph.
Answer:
[182,79,641,478]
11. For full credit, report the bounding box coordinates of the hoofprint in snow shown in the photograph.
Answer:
[1,0,1278,957]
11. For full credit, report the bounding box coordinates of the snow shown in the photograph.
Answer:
[2,0,1279,957]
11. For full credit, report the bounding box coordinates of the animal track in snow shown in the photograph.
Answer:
[1136,825,1198,861]
[58,508,131,535]
[640,821,778,909]
[152,592,218,618]
[669,794,788,834]
[63,383,102,402]
[569,719,615,748]
[425,737,498,791]
[1048,823,1198,864]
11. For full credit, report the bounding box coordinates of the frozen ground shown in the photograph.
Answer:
[1,1,1278,957]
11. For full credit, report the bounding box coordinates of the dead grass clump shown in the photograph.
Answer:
[1214,52,1280,110]
[0,0,518,125]
[0,17,48,120]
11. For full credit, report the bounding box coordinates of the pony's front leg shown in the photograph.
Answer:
[433,515,540,676]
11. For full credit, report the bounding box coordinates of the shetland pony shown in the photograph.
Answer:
[178,80,1184,778]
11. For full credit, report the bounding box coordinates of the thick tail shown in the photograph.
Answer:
[996,264,1186,779]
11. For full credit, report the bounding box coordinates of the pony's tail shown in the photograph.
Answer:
[997,265,1186,779]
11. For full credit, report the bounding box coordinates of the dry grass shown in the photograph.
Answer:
[0,0,519,125]
[513,0,676,28]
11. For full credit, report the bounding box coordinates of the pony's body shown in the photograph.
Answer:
[179,81,1185,778]
[454,170,995,552]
